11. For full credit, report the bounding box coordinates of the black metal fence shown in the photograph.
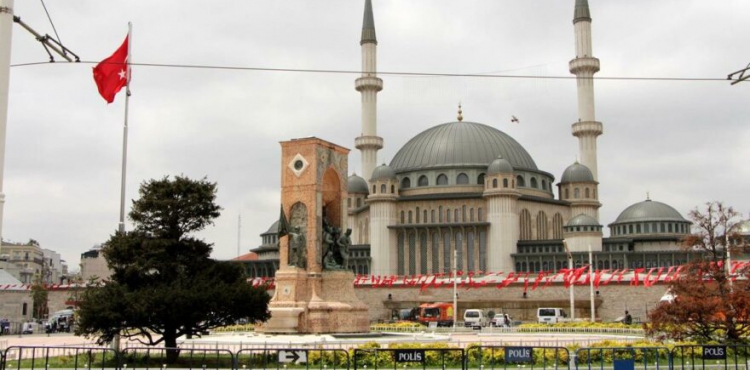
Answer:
[2,345,750,370]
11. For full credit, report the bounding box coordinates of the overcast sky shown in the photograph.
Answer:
[5,0,749,270]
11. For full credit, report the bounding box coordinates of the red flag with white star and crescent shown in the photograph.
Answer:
[93,35,129,103]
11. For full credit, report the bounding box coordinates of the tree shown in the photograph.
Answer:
[75,176,271,361]
[647,201,750,343]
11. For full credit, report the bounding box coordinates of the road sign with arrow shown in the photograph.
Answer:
[279,350,307,363]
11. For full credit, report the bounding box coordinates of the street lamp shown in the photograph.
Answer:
[452,249,457,331]
[563,240,574,320]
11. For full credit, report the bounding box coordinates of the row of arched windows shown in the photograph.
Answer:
[562,186,596,200]
[520,210,564,240]
[399,205,484,224]
[611,222,689,236]
[402,173,484,189]
[516,175,549,191]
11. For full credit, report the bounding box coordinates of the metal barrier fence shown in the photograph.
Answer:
[121,347,236,370]
[1,346,118,370]
[670,345,750,370]
[3,344,750,370]
[574,347,671,370]
[236,348,350,370]
[467,346,570,370]
[352,348,465,370]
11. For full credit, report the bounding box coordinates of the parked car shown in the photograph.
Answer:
[491,314,513,327]
[537,307,567,324]
[464,309,490,327]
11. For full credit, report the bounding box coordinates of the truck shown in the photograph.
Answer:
[418,302,454,327]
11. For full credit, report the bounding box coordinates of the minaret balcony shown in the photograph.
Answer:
[355,135,383,150]
[569,57,600,74]
[355,76,383,92]
[572,120,603,137]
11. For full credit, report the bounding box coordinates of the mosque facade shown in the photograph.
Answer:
[243,0,698,283]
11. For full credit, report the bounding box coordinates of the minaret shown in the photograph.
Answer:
[0,0,15,244]
[354,0,383,182]
[570,0,603,180]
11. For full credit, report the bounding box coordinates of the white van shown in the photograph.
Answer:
[537,308,567,324]
[464,309,489,327]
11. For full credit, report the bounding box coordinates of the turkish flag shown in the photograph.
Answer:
[93,35,129,103]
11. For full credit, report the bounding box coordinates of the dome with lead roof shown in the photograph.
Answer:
[348,174,369,194]
[371,163,396,181]
[561,162,594,183]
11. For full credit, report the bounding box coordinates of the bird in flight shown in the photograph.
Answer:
[511,115,519,123]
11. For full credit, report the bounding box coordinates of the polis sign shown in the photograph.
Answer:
[505,347,533,363]
[702,346,727,360]
[394,350,425,363]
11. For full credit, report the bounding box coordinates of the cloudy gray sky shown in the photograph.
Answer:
[5,0,749,270]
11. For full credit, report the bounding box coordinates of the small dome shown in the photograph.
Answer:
[561,162,594,183]
[566,214,600,227]
[371,163,396,181]
[487,156,514,175]
[348,174,369,194]
[613,199,687,223]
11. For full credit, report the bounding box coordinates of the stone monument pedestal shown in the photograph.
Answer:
[261,269,368,334]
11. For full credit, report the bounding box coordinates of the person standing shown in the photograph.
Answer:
[624,310,633,325]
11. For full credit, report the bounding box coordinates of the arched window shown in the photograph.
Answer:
[357,198,362,207]
[400,211,405,224]
[391,185,395,193]
[462,205,467,222]
[372,185,376,193]
[423,210,427,223]
[536,211,548,240]
[477,173,485,185]
[530,178,538,188]
[492,178,498,188]
[23,302,28,316]
[436,174,448,185]
[552,213,563,239]
[542,179,547,190]
[516,175,525,187]
[520,209,532,240]
[503,178,508,188]
[380,184,386,193]
[585,188,590,198]
[457,173,469,185]
[478,208,483,221]
[347,198,351,208]
[418,175,429,187]
[431,210,435,223]
[416,207,420,223]
[470,208,475,222]
[401,177,411,189]
[564,188,569,199]
[454,209,459,222]
[447,209,451,222]
[574,188,580,199]
[408,211,413,224]
[439,206,444,222]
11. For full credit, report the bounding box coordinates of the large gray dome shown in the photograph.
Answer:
[613,199,687,223]
[348,174,369,194]
[561,162,594,183]
[390,121,538,173]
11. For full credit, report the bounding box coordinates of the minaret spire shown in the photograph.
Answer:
[355,0,383,181]
[570,0,603,181]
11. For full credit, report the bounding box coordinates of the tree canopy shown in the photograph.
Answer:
[647,201,750,343]
[75,176,270,358]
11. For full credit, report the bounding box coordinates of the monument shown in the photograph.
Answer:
[259,137,369,333]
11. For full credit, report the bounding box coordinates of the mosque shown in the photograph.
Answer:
[241,0,698,288]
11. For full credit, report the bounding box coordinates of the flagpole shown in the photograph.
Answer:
[113,22,131,354]
[118,22,132,235]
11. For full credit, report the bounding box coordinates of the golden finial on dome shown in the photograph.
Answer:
[457,103,463,122]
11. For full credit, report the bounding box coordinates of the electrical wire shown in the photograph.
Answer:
[9,59,731,83]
